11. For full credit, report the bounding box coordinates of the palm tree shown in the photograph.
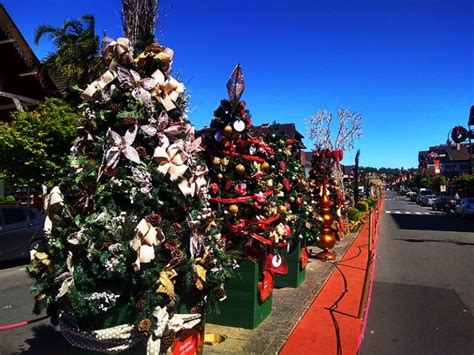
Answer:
[34,15,104,90]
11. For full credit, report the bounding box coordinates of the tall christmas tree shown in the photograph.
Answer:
[203,65,292,287]
[27,38,231,353]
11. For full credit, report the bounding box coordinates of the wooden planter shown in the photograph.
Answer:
[206,259,273,329]
[274,241,308,288]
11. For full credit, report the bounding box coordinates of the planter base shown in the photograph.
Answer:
[206,259,272,329]
[275,242,306,288]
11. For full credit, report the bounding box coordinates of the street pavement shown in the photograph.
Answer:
[0,261,68,355]
[361,191,474,355]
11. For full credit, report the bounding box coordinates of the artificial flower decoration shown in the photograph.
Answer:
[105,125,140,169]
[117,67,157,106]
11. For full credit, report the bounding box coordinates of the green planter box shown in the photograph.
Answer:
[206,259,273,329]
[274,241,306,288]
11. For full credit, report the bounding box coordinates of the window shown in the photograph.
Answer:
[2,209,27,225]
[25,209,37,221]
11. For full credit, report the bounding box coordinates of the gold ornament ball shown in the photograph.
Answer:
[278,205,287,214]
[322,213,333,227]
[223,125,233,135]
[235,164,246,174]
[229,205,239,214]
[261,161,270,171]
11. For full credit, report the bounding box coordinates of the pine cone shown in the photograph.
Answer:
[145,213,162,226]
[102,239,115,248]
[190,306,202,314]
[135,298,146,310]
[104,168,117,177]
[163,239,178,250]
[123,116,138,126]
[108,102,123,112]
[170,223,183,234]
[160,328,176,353]
[138,318,152,335]
[136,146,148,157]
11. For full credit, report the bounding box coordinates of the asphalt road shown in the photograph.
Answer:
[361,191,474,355]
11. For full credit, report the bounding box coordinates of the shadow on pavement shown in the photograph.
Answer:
[19,324,68,355]
[395,238,474,246]
[0,258,28,270]
[390,214,474,233]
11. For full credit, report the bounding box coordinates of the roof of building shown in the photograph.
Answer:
[0,4,59,118]
[419,144,470,164]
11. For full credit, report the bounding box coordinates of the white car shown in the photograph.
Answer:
[455,198,474,218]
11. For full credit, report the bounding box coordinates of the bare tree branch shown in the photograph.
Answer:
[122,0,159,47]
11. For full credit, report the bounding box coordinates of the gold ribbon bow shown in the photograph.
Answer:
[178,165,208,197]
[130,219,165,271]
[151,69,185,111]
[81,37,133,100]
[153,136,188,181]
[43,186,64,235]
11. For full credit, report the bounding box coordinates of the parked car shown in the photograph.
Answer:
[416,188,433,204]
[432,196,457,212]
[455,198,474,218]
[0,206,46,262]
[420,195,438,206]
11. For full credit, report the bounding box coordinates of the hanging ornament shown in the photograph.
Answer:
[278,205,287,214]
[226,64,245,109]
[228,205,239,214]
[235,164,246,174]
[260,161,270,171]
[233,119,245,132]
[223,125,233,135]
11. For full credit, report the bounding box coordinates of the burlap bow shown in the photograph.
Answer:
[153,136,188,181]
[81,37,133,100]
[178,165,208,197]
[43,186,64,234]
[130,219,165,271]
[151,69,185,111]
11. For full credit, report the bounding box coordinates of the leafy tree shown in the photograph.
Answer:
[34,15,104,90]
[452,174,474,197]
[0,98,80,187]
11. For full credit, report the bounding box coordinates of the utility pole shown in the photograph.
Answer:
[469,106,474,174]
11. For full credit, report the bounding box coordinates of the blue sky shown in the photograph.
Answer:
[2,0,473,168]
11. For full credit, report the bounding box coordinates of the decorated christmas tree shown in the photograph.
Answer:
[27,38,231,353]
[264,125,320,244]
[261,126,319,286]
[202,65,292,306]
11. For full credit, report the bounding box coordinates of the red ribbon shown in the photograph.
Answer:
[210,190,274,204]
[223,150,266,163]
